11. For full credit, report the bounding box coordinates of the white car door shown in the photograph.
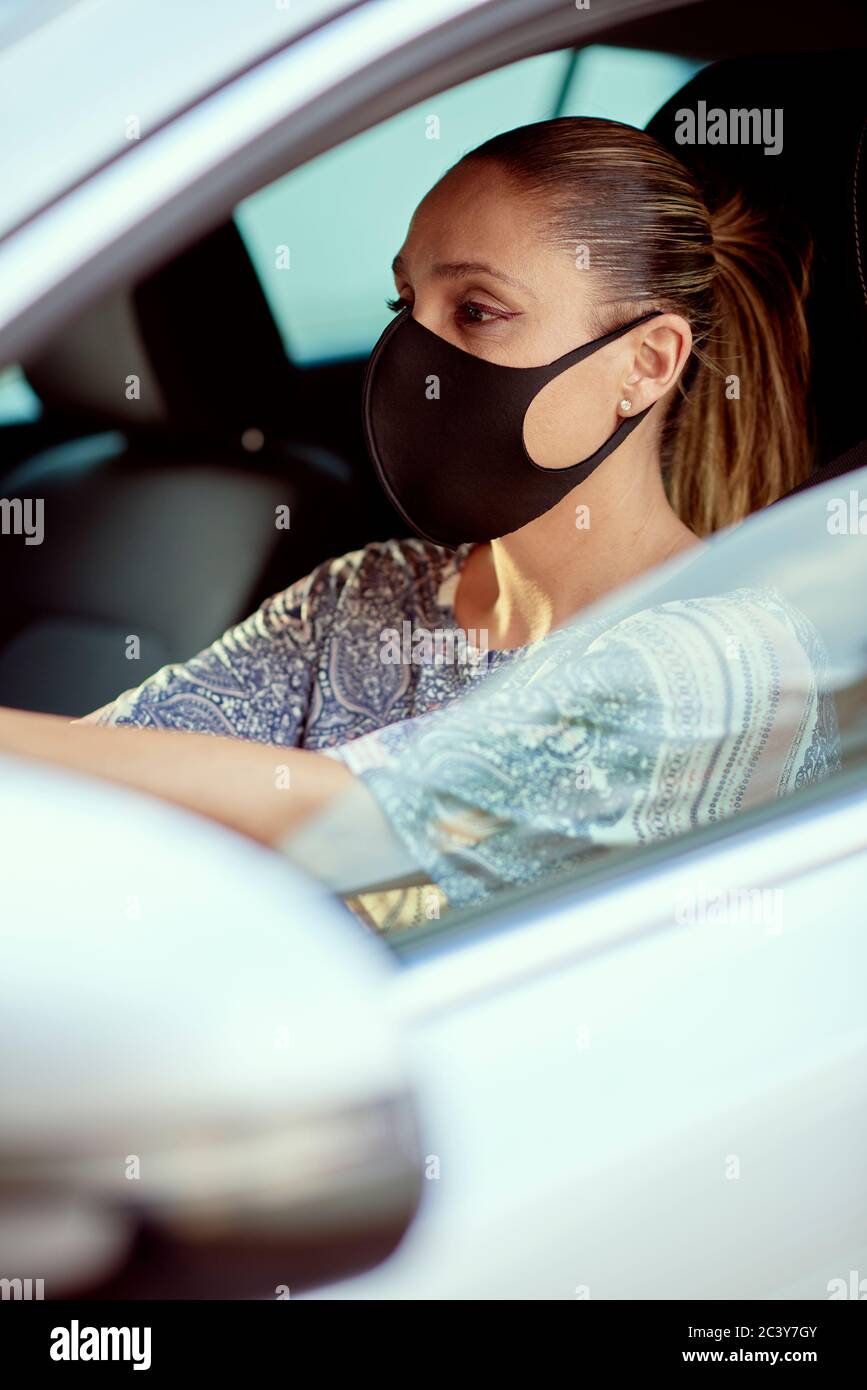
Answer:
[315,774,867,1298]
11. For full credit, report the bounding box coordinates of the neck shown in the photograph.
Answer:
[454,442,699,649]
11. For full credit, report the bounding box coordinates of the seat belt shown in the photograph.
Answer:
[775,437,867,503]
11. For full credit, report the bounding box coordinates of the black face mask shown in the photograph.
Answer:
[362,307,657,548]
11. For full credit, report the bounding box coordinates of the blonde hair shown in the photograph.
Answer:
[463,117,813,535]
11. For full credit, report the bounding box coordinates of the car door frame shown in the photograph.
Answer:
[0,0,699,364]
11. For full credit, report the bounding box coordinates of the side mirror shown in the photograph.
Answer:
[0,757,422,1298]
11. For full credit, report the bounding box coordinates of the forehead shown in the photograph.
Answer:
[398,159,554,278]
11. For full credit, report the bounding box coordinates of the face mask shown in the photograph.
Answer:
[362,306,657,547]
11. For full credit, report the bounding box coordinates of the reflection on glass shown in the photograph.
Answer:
[285,471,865,934]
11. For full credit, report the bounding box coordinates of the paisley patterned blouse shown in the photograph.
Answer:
[93,538,839,922]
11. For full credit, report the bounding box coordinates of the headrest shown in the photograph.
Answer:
[647,51,867,469]
[25,222,295,434]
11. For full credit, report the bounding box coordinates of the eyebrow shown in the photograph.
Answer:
[391,253,534,296]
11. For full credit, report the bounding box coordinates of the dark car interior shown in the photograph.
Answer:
[1,15,865,717]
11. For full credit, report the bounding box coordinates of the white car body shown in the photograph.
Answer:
[1,0,865,1300]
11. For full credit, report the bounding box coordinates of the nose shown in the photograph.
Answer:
[410,294,460,348]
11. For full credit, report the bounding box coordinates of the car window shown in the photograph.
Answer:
[231,40,865,943]
[278,468,866,939]
[0,363,41,423]
[234,45,703,365]
[558,42,704,127]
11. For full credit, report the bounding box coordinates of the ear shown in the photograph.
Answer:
[618,314,693,416]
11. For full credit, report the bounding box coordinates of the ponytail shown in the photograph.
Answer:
[666,192,813,535]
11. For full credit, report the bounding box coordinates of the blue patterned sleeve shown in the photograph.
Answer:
[89,565,331,744]
[328,593,838,908]
[331,630,661,905]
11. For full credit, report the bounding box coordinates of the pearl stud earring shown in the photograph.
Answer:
[619,398,632,412]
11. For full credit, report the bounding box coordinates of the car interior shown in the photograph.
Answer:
[1,0,865,719]
[1,10,867,947]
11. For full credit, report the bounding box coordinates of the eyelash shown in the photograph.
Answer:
[385,295,508,327]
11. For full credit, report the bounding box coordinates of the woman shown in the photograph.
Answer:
[0,119,838,919]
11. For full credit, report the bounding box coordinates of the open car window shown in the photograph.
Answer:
[234,44,702,365]
[281,467,866,939]
[0,363,41,423]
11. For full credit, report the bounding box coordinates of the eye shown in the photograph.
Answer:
[455,299,511,327]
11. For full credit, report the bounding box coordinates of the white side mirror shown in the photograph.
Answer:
[0,757,421,1298]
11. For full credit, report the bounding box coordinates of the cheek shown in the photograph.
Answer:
[522,357,617,469]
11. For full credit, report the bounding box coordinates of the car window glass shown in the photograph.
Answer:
[235,45,703,364]
[279,471,865,939]
[558,43,703,126]
[0,364,41,423]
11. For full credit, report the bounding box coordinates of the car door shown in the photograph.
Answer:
[306,458,867,1297]
[330,776,867,1299]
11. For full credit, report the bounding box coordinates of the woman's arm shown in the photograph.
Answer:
[0,706,354,846]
